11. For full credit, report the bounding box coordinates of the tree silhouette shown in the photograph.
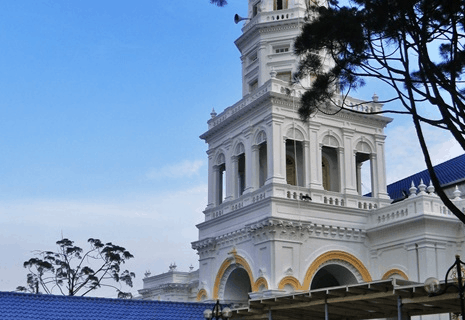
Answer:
[17,238,135,298]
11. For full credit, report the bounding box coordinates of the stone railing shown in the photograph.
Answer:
[205,186,272,221]
[205,182,388,221]
[368,181,464,228]
[241,7,306,33]
[207,78,302,132]
[207,81,273,131]
[334,94,383,113]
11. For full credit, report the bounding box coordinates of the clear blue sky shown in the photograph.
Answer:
[0,1,462,297]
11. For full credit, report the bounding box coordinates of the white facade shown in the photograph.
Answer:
[139,0,465,306]
[139,266,199,302]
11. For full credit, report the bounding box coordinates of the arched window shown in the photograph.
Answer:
[355,140,373,196]
[321,146,339,192]
[285,138,304,187]
[274,0,288,10]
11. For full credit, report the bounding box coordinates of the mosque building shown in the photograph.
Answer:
[138,0,465,305]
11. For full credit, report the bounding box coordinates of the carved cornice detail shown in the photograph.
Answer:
[193,218,366,255]
[259,23,299,35]
[247,217,366,242]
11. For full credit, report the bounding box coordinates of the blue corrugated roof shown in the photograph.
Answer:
[386,153,465,201]
[0,291,215,320]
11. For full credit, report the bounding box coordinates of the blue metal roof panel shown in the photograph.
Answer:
[386,153,465,201]
[0,291,214,320]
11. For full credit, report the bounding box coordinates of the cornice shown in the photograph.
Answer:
[193,216,366,255]
[247,217,366,242]
[235,18,301,50]
[283,102,392,129]
[200,91,272,141]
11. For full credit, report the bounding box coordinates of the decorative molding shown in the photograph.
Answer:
[278,276,302,290]
[302,250,372,289]
[196,289,208,302]
[194,218,367,258]
[382,269,409,281]
[284,267,294,275]
[254,277,269,291]
[247,217,366,243]
[192,237,216,251]
[213,252,256,300]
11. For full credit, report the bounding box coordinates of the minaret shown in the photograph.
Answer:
[194,0,392,306]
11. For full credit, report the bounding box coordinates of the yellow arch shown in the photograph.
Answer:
[254,277,269,291]
[278,276,302,290]
[382,268,409,280]
[302,250,372,289]
[213,250,256,299]
[196,289,208,302]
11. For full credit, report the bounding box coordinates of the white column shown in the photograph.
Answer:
[241,55,247,97]
[250,145,260,191]
[356,155,362,195]
[317,144,323,188]
[282,137,288,184]
[265,115,286,185]
[244,128,254,194]
[370,154,379,198]
[257,42,268,86]
[374,134,390,199]
[308,122,322,190]
[303,141,310,188]
[206,150,215,209]
[343,128,358,195]
[224,141,233,202]
[231,156,239,199]
[212,165,220,206]
[338,147,345,193]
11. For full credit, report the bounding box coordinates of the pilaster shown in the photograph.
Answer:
[308,122,323,190]
[265,114,287,185]
[224,139,233,202]
[374,134,390,199]
[338,147,345,193]
[343,128,358,195]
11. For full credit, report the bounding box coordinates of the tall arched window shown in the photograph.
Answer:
[286,139,304,187]
[321,146,339,192]
[355,140,373,196]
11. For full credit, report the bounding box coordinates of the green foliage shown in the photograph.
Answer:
[209,0,228,7]
[294,0,465,221]
[17,238,135,298]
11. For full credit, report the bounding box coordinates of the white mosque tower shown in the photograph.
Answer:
[139,0,465,304]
